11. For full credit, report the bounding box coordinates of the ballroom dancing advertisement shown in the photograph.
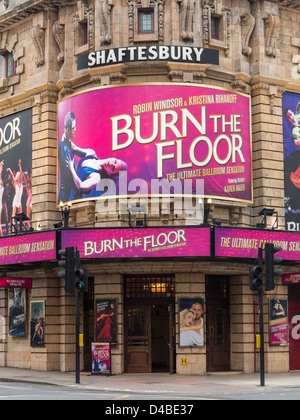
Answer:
[95,299,117,345]
[91,342,111,375]
[57,84,252,205]
[0,108,32,235]
[283,92,300,231]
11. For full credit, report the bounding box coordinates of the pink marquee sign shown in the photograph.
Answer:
[61,227,211,259]
[215,227,300,261]
[0,231,56,265]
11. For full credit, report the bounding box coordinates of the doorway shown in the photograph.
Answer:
[83,277,94,372]
[288,285,300,371]
[124,275,175,373]
[205,275,230,372]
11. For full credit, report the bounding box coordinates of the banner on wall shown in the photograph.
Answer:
[0,277,32,288]
[57,84,252,205]
[0,109,32,235]
[283,92,300,232]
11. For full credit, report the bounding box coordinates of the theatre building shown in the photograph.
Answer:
[0,0,300,376]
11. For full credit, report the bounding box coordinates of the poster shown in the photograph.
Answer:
[57,84,251,205]
[269,299,288,346]
[30,300,45,347]
[91,342,111,375]
[95,299,117,344]
[283,92,300,231]
[0,109,32,235]
[9,288,26,336]
[179,298,204,347]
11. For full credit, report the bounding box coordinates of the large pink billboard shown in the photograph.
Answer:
[57,84,252,204]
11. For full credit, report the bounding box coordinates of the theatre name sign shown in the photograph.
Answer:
[77,45,219,70]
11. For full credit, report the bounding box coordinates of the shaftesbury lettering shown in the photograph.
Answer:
[77,45,219,70]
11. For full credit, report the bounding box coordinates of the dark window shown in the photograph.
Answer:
[211,17,219,40]
[139,9,154,34]
[0,51,15,78]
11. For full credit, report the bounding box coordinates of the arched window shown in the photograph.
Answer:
[0,51,15,78]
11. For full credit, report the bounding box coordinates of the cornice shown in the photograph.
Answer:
[0,82,58,116]
[278,0,300,11]
[0,0,72,31]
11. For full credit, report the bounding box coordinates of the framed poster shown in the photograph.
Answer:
[269,299,288,346]
[30,300,45,347]
[95,299,117,344]
[9,288,26,336]
[91,342,111,375]
[179,298,204,347]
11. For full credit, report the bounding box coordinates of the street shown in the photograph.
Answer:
[0,381,299,402]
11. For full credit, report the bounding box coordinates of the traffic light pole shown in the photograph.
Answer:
[75,287,80,384]
[258,287,265,387]
[75,249,80,384]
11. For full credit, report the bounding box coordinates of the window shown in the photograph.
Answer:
[138,9,154,34]
[79,21,88,46]
[125,275,175,299]
[211,17,219,40]
[0,51,15,78]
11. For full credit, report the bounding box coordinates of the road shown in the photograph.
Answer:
[0,381,299,402]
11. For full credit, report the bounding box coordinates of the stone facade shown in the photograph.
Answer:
[0,0,299,374]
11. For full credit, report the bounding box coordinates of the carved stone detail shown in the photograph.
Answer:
[52,20,65,65]
[99,0,114,46]
[264,14,279,57]
[31,24,45,67]
[241,12,255,56]
[202,0,214,47]
[177,0,195,42]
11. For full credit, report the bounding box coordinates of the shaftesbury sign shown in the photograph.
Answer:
[77,45,219,70]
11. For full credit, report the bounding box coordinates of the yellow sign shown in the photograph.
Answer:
[256,334,261,349]
[181,358,187,365]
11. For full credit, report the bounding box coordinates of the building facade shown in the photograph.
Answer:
[0,0,299,375]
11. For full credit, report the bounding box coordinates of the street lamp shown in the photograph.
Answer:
[59,201,72,228]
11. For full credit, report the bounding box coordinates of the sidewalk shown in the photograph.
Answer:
[0,367,300,395]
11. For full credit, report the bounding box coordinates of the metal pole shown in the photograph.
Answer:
[75,287,80,384]
[258,287,265,387]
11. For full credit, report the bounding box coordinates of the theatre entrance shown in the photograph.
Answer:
[206,275,230,372]
[124,275,175,373]
[288,285,300,371]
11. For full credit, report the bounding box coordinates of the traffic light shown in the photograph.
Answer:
[265,243,282,291]
[75,268,88,293]
[58,246,75,293]
[250,262,263,290]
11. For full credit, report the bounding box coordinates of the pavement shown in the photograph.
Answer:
[0,366,300,396]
